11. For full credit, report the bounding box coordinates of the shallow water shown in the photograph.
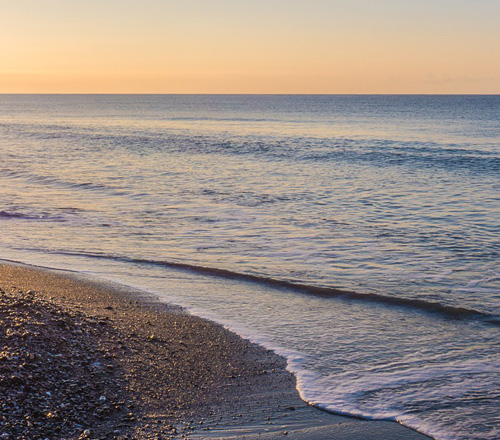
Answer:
[1,94,499,439]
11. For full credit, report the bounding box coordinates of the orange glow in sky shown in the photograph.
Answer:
[1,0,499,94]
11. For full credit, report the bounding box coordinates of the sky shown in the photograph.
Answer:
[1,0,499,94]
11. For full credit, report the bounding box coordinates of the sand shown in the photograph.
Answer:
[0,260,431,439]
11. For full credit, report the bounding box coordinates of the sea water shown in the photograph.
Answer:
[0,94,499,439]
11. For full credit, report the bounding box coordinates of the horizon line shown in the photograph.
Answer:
[1,93,499,96]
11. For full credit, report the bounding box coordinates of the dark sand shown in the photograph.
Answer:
[0,260,431,439]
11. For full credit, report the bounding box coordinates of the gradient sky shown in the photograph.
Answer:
[1,0,499,93]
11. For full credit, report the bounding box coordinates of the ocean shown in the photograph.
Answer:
[0,94,499,439]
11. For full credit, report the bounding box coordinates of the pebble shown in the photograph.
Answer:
[0,287,128,439]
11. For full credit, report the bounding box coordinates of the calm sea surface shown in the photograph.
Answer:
[1,95,499,439]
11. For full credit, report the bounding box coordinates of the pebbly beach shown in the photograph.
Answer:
[0,260,431,440]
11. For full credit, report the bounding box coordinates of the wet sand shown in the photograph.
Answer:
[0,260,431,439]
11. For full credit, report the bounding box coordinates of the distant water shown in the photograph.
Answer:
[1,94,499,439]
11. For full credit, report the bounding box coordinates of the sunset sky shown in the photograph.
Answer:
[1,0,499,94]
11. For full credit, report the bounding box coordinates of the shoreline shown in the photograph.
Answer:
[0,260,431,439]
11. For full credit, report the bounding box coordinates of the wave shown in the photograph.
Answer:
[0,210,56,221]
[0,211,30,219]
[3,121,499,176]
[167,116,287,123]
[0,208,87,223]
[0,167,127,196]
[41,250,500,326]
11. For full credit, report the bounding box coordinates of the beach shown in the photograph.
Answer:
[0,260,431,439]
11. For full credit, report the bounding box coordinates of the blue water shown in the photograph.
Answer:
[0,95,499,439]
